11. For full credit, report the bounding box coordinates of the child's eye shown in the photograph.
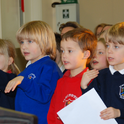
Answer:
[60,50,64,53]
[106,44,109,48]
[19,41,24,44]
[69,50,72,53]
[115,46,119,48]
[98,52,103,54]
[28,40,33,43]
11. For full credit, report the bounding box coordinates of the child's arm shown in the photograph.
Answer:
[81,69,99,89]
[4,76,24,93]
[100,107,120,120]
[5,64,62,104]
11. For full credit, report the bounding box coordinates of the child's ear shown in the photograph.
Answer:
[8,57,14,66]
[83,50,90,59]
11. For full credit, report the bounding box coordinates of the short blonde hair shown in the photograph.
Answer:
[106,22,124,44]
[0,39,20,75]
[16,21,56,60]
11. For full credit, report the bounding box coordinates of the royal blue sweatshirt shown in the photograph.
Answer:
[15,56,63,124]
[81,68,124,124]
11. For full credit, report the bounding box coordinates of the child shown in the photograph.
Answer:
[90,38,108,70]
[5,21,63,124]
[0,39,20,110]
[94,23,112,39]
[54,32,66,73]
[47,28,98,124]
[81,22,124,124]
[59,21,83,36]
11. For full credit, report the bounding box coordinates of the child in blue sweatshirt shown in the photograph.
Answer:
[81,22,124,124]
[5,21,63,124]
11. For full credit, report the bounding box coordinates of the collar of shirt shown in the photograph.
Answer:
[60,65,65,72]
[109,65,124,75]
[26,55,50,68]
[7,70,12,74]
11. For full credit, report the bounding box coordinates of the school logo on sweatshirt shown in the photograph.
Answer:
[28,73,36,79]
[119,84,124,99]
[63,94,78,107]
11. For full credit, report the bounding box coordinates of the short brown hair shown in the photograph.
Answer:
[94,23,113,37]
[59,21,83,32]
[62,28,97,64]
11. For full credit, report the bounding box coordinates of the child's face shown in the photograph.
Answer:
[61,39,85,74]
[90,42,108,70]
[106,41,124,70]
[0,54,9,72]
[19,39,43,63]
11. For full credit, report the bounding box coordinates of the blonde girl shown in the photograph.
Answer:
[5,21,63,124]
[0,39,20,109]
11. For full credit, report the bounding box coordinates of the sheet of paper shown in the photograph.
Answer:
[57,88,118,124]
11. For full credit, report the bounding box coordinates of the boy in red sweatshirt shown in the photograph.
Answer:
[47,28,98,124]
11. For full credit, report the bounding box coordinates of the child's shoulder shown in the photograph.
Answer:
[57,70,70,81]
[92,68,111,84]
[41,56,58,67]
[31,56,57,68]
[0,70,16,79]
[97,68,111,79]
[99,68,110,74]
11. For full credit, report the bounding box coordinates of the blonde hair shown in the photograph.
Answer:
[0,39,20,75]
[16,21,56,60]
[106,22,124,44]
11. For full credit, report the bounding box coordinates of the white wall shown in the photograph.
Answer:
[42,0,54,29]
[50,0,124,32]
[1,0,42,48]
[1,0,124,46]
[78,0,124,32]
[24,0,42,24]
[1,0,20,47]
[52,0,60,32]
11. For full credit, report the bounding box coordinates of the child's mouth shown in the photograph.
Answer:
[92,60,98,65]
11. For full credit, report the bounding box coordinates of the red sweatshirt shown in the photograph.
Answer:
[47,68,89,124]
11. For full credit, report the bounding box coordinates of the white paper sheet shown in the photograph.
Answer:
[57,88,118,124]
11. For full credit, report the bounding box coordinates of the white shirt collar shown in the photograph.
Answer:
[109,65,124,75]
[26,55,50,68]
[60,65,65,72]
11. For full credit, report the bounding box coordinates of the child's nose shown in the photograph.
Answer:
[21,43,27,49]
[107,47,112,53]
[62,52,66,58]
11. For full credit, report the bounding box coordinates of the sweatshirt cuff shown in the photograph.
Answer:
[18,77,30,92]
[120,108,124,118]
